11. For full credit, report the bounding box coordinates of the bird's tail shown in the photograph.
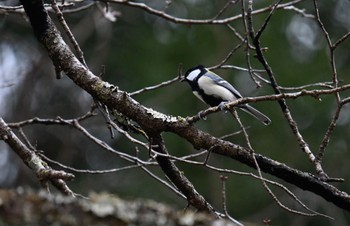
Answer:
[239,104,271,125]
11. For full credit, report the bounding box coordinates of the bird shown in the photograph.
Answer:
[182,65,271,125]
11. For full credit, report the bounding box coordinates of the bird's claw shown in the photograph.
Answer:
[218,101,229,111]
[197,111,207,120]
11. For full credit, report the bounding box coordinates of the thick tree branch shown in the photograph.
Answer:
[0,189,237,226]
[151,134,216,214]
[19,0,350,212]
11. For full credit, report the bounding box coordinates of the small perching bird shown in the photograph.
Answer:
[182,65,271,125]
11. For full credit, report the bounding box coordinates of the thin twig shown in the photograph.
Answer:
[226,24,256,49]
[241,0,262,87]
[40,153,147,174]
[130,76,181,96]
[137,162,187,199]
[51,0,88,67]
[283,5,315,18]
[312,0,341,177]
[209,41,245,70]
[219,175,244,225]
[334,31,350,48]
[219,64,266,73]
[211,0,239,20]
[317,97,350,169]
[104,0,306,24]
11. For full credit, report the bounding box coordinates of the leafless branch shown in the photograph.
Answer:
[102,0,306,24]
[283,5,315,18]
[209,41,245,70]
[130,76,181,96]
[211,0,239,20]
[51,0,88,67]
[219,175,244,225]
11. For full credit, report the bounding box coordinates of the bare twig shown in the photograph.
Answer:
[40,153,147,174]
[334,31,350,48]
[130,76,181,96]
[278,82,334,91]
[219,64,266,73]
[317,97,350,172]
[103,0,306,24]
[312,0,339,92]
[96,102,116,138]
[211,0,239,20]
[0,2,77,15]
[8,111,95,128]
[240,0,261,87]
[209,41,245,70]
[51,0,88,67]
[283,5,315,18]
[312,0,344,178]
[136,161,187,200]
[219,175,244,225]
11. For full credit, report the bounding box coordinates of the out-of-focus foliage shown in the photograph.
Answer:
[1,0,350,225]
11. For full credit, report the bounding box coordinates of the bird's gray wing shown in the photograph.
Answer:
[204,70,243,99]
[204,70,271,125]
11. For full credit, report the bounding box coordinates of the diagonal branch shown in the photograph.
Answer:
[151,134,216,214]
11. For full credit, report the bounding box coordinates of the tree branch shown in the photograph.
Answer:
[151,134,216,214]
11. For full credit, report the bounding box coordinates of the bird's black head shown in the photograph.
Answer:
[182,65,206,83]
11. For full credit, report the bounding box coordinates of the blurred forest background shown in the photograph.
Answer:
[1,0,350,225]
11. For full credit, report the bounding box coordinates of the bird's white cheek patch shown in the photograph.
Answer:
[186,69,201,81]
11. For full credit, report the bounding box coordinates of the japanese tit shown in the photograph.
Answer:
[182,65,271,125]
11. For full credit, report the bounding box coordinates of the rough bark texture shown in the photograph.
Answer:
[0,189,239,226]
